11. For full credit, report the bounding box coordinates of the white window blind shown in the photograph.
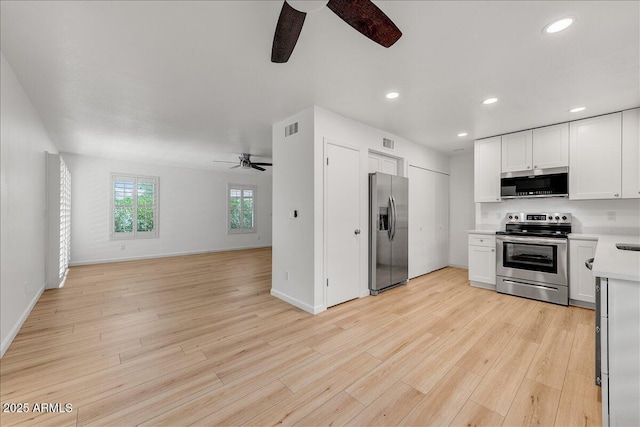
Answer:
[111,174,159,239]
[59,158,71,279]
[228,184,256,233]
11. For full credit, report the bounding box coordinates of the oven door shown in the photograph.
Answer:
[496,235,567,286]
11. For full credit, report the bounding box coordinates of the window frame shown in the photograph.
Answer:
[110,174,159,240]
[227,183,257,234]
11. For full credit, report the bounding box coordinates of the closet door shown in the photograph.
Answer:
[408,166,449,278]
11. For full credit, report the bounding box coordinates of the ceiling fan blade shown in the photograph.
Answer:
[251,164,266,171]
[230,165,241,169]
[212,160,238,164]
[271,1,307,63]
[251,162,273,166]
[326,0,402,48]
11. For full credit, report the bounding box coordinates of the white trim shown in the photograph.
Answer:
[270,289,325,315]
[1,286,45,358]
[448,263,469,269]
[110,173,159,240]
[470,281,497,291]
[68,245,272,267]
[227,183,257,234]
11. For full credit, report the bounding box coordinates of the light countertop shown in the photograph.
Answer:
[592,235,640,282]
[467,230,497,235]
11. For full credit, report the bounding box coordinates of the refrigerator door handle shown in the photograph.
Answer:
[387,196,393,240]
[391,196,397,241]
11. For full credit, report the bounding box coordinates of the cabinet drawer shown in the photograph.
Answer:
[469,234,496,247]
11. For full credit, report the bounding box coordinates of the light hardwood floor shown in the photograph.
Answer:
[0,248,601,426]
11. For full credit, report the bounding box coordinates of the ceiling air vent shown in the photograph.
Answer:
[285,122,299,137]
[382,137,394,149]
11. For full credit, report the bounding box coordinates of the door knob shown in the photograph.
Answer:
[354,229,361,235]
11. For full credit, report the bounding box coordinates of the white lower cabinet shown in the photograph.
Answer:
[468,234,496,288]
[569,238,597,306]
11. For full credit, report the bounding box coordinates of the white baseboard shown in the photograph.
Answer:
[270,289,325,315]
[1,285,44,358]
[470,280,497,291]
[448,264,468,269]
[69,245,272,267]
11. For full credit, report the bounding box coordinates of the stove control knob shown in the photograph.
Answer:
[548,216,553,220]
[508,215,513,219]
[555,216,560,220]
[514,215,519,220]
[562,216,567,220]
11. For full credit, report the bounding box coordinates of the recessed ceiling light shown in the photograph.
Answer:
[458,132,468,137]
[482,97,498,105]
[385,91,399,99]
[544,17,574,34]
[569,106,586,113]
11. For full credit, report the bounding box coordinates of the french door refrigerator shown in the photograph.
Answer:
[369,172,409,295]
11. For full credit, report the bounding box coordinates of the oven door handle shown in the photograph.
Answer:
[496,235,568,246]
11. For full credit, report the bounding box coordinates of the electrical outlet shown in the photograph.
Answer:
[285,271,290,281]
[120,244,126,250]
[495,212,502,220]
[607,211,617,221]
[481,212,488,219]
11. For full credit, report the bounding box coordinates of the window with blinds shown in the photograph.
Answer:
[111,174,159,239]
[59,159,71,279]
[228,184,256,233]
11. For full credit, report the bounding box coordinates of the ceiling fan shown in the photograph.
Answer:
[271,0,402,63]
[213,153,273,171]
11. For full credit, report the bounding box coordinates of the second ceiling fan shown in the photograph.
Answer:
[271,0,402,63]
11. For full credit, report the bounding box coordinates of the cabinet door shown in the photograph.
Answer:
[468,245,496,284]
[569,239,597,304]
[532,123,569,169]
[569,113,622,200]
[502,130,532,172]
[622,108,640,199]
[474,137,501,202]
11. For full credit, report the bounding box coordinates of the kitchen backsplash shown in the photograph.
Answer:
[477,198,640,235]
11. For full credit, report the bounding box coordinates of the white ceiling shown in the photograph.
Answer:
[1,1,639,171]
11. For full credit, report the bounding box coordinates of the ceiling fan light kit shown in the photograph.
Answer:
[271,0,402,63]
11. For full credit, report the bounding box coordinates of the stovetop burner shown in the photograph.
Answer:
[500,212,572,238]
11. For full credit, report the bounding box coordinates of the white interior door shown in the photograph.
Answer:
[326,142,361,307]
[408,165,449,278]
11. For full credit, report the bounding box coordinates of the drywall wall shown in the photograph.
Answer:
[271,107,318,313]
[1,53,59,357]
[449,151,475,268]
[271,105,450,314]
[63,153,272,265]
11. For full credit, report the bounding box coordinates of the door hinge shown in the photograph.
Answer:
[326,158,329,165]
[326,279,329,287]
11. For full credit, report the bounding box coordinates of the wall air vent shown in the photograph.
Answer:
[285,122,299,137]
[382,137,394,149]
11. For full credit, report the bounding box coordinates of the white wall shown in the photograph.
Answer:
[64,153,272,265]
[271,105,450,314]
[271,107,317,313]
[449,151,475,268]
[1,53,59,357]
[477,198,640,235]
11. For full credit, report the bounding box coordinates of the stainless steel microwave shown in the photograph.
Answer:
[500,167,569,199]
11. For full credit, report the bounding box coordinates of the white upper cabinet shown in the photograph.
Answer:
[502,130,532,172]
[532,123,569,169]
[501,124,569,173]
[474,137,501,203]
[569,112,622,200]
[622,108,640,199]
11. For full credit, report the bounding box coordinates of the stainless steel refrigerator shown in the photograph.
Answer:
[369,172,409,295]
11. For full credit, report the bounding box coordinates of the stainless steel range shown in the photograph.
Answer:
[496,213,572,306]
